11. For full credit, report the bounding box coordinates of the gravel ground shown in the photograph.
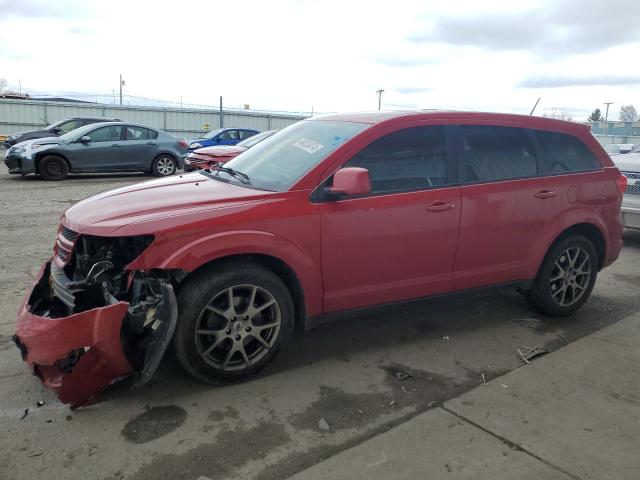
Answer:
[1,169,639,480]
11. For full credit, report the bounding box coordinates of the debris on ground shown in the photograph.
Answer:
[27,451,43,458]
[517,345,549,364]
[443,336,450,341]
[499,383,509,389]
[389,400,396,406]
[515,317,541,324]
[318,418,330,432]
[481,373,487,385]
[36,401,45,407]
[84,444,98,456]
[20,408,29,420]
[65,415,73,421]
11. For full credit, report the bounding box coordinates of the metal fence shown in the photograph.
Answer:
[0,99,308,140]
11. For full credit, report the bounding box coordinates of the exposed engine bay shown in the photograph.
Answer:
[14,229,181,407]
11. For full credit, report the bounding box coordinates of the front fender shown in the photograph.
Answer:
[129,229,323,317]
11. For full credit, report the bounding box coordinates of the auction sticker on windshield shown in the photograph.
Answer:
[292,138,324,154]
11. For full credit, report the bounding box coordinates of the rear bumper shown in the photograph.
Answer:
[621,200,640,230]
[13,262,133,408]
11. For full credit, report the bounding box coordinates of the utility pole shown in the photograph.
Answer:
[119,74,125,105]
[376,89,384,110]
[219,96,223,128]
[604,102,613,122]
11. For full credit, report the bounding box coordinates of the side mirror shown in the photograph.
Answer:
[80,136,91,143]
[52,127,62,135]
[325,167,372,198]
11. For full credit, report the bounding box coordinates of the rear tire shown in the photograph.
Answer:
[152,155,177,176]
[173,261,295,383]
[38,155,69,180]
[527,235,598,316]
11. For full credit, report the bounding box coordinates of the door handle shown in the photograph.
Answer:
[111,144,121,148]
[147,142,157,145]
[534,190,557,199]
[426,201,455,212]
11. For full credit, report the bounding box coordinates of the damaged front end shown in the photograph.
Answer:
[13,227,179,408]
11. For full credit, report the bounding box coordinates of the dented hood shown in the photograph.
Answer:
[62,173,275,235]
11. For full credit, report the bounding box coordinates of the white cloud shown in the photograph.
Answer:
[1,0,638,120]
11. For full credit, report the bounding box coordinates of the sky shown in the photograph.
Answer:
[0,0,639,120]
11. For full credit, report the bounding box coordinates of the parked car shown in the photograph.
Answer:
[3,117,120,148]
[184,130,277,171]
[188,127,259,149]
[4,122,188,180]
[604,143,635,155]
[611,152,640,229]
[13,111,625,407]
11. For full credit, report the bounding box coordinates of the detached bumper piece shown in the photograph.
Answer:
[13,261,178,408]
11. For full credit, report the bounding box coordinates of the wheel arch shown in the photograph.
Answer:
[34,151,70,172]
[180,253,306,325]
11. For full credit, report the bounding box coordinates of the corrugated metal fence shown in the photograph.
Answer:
[0,99,308,140]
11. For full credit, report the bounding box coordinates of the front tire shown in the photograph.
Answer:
[527,235,598,316]
[152,155,177,176]
[38,155,69,180]
[173,262,295,383]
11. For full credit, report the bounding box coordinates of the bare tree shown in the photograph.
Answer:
[619,105,638,122]
[543,107,573,121]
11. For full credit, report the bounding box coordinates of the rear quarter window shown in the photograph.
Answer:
[534,130,600,174]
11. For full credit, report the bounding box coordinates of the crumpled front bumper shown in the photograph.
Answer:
[13,262,133,408]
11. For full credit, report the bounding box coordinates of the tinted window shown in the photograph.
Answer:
[126,126,157,140]
[238,130,256,140]
[534,130,600,174]
[218,130,239,141]
[456,126,537,183]
[86,126,123,142]
[345,126,447,194]
[57,119,84,133]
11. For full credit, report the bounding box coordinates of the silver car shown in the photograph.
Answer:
[613,152,640,229]
[4,122,188,180]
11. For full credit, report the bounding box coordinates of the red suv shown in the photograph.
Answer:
[13,111,625,407]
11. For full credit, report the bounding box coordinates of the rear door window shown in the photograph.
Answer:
[345,125,448,194]
[125,126,157,140]
[238,130,256,140]
[455,126,537,183]
[218,130,239,141]
[534,130,600,174]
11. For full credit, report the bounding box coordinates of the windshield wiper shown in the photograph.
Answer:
[210,164,251,184]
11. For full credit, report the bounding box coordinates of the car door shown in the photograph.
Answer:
[319,125,461,313]
[121,125,159,170]
[217,129,239,145]
[451,124,558,290]
[66,125,124,171]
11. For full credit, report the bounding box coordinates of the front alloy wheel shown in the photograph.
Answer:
[173,262,295,383]
[195,285,281,371]
[153,156,177,176]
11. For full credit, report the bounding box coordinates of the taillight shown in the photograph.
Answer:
[177,139,189,148]
[616,173,628,194]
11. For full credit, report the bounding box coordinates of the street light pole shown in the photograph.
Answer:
[119,74,124,105]
[376,89,384,110]
[604,102,613,122]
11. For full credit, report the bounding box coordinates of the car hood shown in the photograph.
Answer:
[613,153,640,173]
[193,145,246,157]
[61,173,276,235]
[30,136,62,145]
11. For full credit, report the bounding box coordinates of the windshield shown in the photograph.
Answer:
[202,128,224,139]
[236,130,276,148]
[204,120,369,191]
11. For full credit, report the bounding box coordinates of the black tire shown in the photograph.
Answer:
[173,261,295,383]
[152,155,177,176]
[38,155,69,180]
[527,235,598,316]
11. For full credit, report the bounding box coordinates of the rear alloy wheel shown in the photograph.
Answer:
[173,263,294,383]
[152,155,177,176]
[38,155,69,180]
[527,235,598,316]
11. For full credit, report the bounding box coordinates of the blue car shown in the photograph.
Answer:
[189,127,259,149]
